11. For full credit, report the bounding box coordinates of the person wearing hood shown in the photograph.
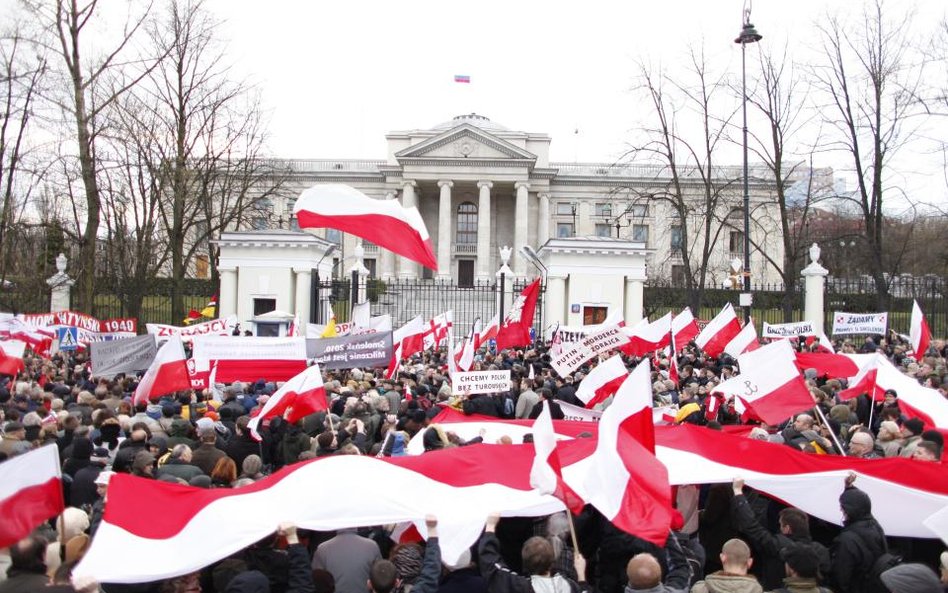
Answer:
[166,418,197,450]
[831,474,889,593]
[879,563,942,593]
[478,512,590,593]
[70,447,110,509]
[61,436,93,479]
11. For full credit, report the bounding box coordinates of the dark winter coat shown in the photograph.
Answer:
[831,488,888,593]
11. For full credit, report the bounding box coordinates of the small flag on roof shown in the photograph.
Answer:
[454,75,470,83]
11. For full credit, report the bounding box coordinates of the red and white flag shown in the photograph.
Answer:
[385,315,427,379]
[713,339,813,425]
[0,340,26,377]
[910,300,931,361]
[621,313,671,357]
[456,318,481,372]
[695,303,742,358]
[723,318,759,358]
[575,355,628,409]
[294,184,437,271]
[134,334,191,405]
[672,308,700,349]
[476,314,499,349]
[840,354,948,430]
[668,331,680,386]
[0,445,64,549]
[529,401,584,514]
[190,336,308,383]
[495,279,541,351]
[580,359,672,544]
[247,364,328,439]
[423,311,453,350]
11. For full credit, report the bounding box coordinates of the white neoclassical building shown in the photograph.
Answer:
[258,113,785,290]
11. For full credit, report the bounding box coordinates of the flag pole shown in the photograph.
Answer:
[812,405,846,456]
[564,509,581,561]
[867,396,875,433]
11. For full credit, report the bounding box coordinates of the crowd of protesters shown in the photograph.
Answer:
[0,328,947,593]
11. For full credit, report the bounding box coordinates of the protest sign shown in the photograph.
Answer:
[550,325,630,377]
[190,335,307,382]
[452,370,512,396]
[559,401,602,422]
[762,320,817,339]
[90,335,157,377]
[308,331,393,370]
[22,311,137,334]
[832,312,888,336]
[147,315,238,342]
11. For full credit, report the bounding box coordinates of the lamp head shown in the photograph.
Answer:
[735,21,762,45]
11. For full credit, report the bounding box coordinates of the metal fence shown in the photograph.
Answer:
[644,283,805,327]
[89,278,217,326]
[825,276,948,338]
[316,277,545,337]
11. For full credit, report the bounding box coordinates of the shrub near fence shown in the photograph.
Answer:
[644,283,805,328]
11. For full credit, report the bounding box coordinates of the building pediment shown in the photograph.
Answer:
[395,124,537,166]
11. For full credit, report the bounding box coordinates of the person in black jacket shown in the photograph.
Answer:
[225,523,315,593]
[831,474,889,593]
[478,512,590,593]
[730,478,831,590]
[413,515,488,593]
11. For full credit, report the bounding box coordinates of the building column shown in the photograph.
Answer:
[537,193,550,246]
[398,181,418,279]
[476,181,493,280]
[624,278,644,325]
[514,182,530,277]
[437,180,453,280]
[381,191,397,280]
[293,268,312,326]
[219,267,238,319]
[545,274,567,336]
[801,243,829,336]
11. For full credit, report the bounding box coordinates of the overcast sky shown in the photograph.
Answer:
[206,1,945,188]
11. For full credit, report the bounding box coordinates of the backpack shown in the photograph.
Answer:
[866,552,901,593]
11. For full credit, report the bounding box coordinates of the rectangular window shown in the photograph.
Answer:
[630,204,649,217]
[363,258,377,278]
[729,230,744,255]
[195,255,209,279]
[556,222,575,238]
[670,226,683,251]
[583,306,608,325]
[632,224,649,245]
[556,202,575,216]
[595,223,612,238]
[458,260,474,287]
[595,203,612,217]
[326,229,342,244]
[253,298,276,316]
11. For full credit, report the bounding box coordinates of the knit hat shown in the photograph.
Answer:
[880,563,941,593]
[145,404,163,420]
[903,418,925,436]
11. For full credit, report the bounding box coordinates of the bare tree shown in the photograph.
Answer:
[741,47,837,320]
[810,0,928,309]
[621,48,742,311]
[132,0,284,320]
[21,0,162,312]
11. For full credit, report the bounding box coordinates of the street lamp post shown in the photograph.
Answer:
[313,244,337,324]
[735,8,762,324]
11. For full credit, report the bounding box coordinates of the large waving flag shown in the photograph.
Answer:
[133,334,191,405]
[713,339,813,425]
[0,340,26,377]
[723,318,759,358]
[910,300,931,361]
[386,315,427,379]
[476,314,499,350]
[247,364,328,439]
[294,183,437,271]
[581,359,672,544]
[530,401,583,513]
[621,313,671,357]
[457,318,481,372]
[495,279,541,351]
[0,445,64,549]
[695,303,742,357]
[672,308,700,349]
[575,355,628,409]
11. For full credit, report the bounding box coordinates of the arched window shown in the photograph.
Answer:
[456,202,478,244]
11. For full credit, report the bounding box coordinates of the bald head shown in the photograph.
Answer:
[721,538,752,574]
[626,553,662,589]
